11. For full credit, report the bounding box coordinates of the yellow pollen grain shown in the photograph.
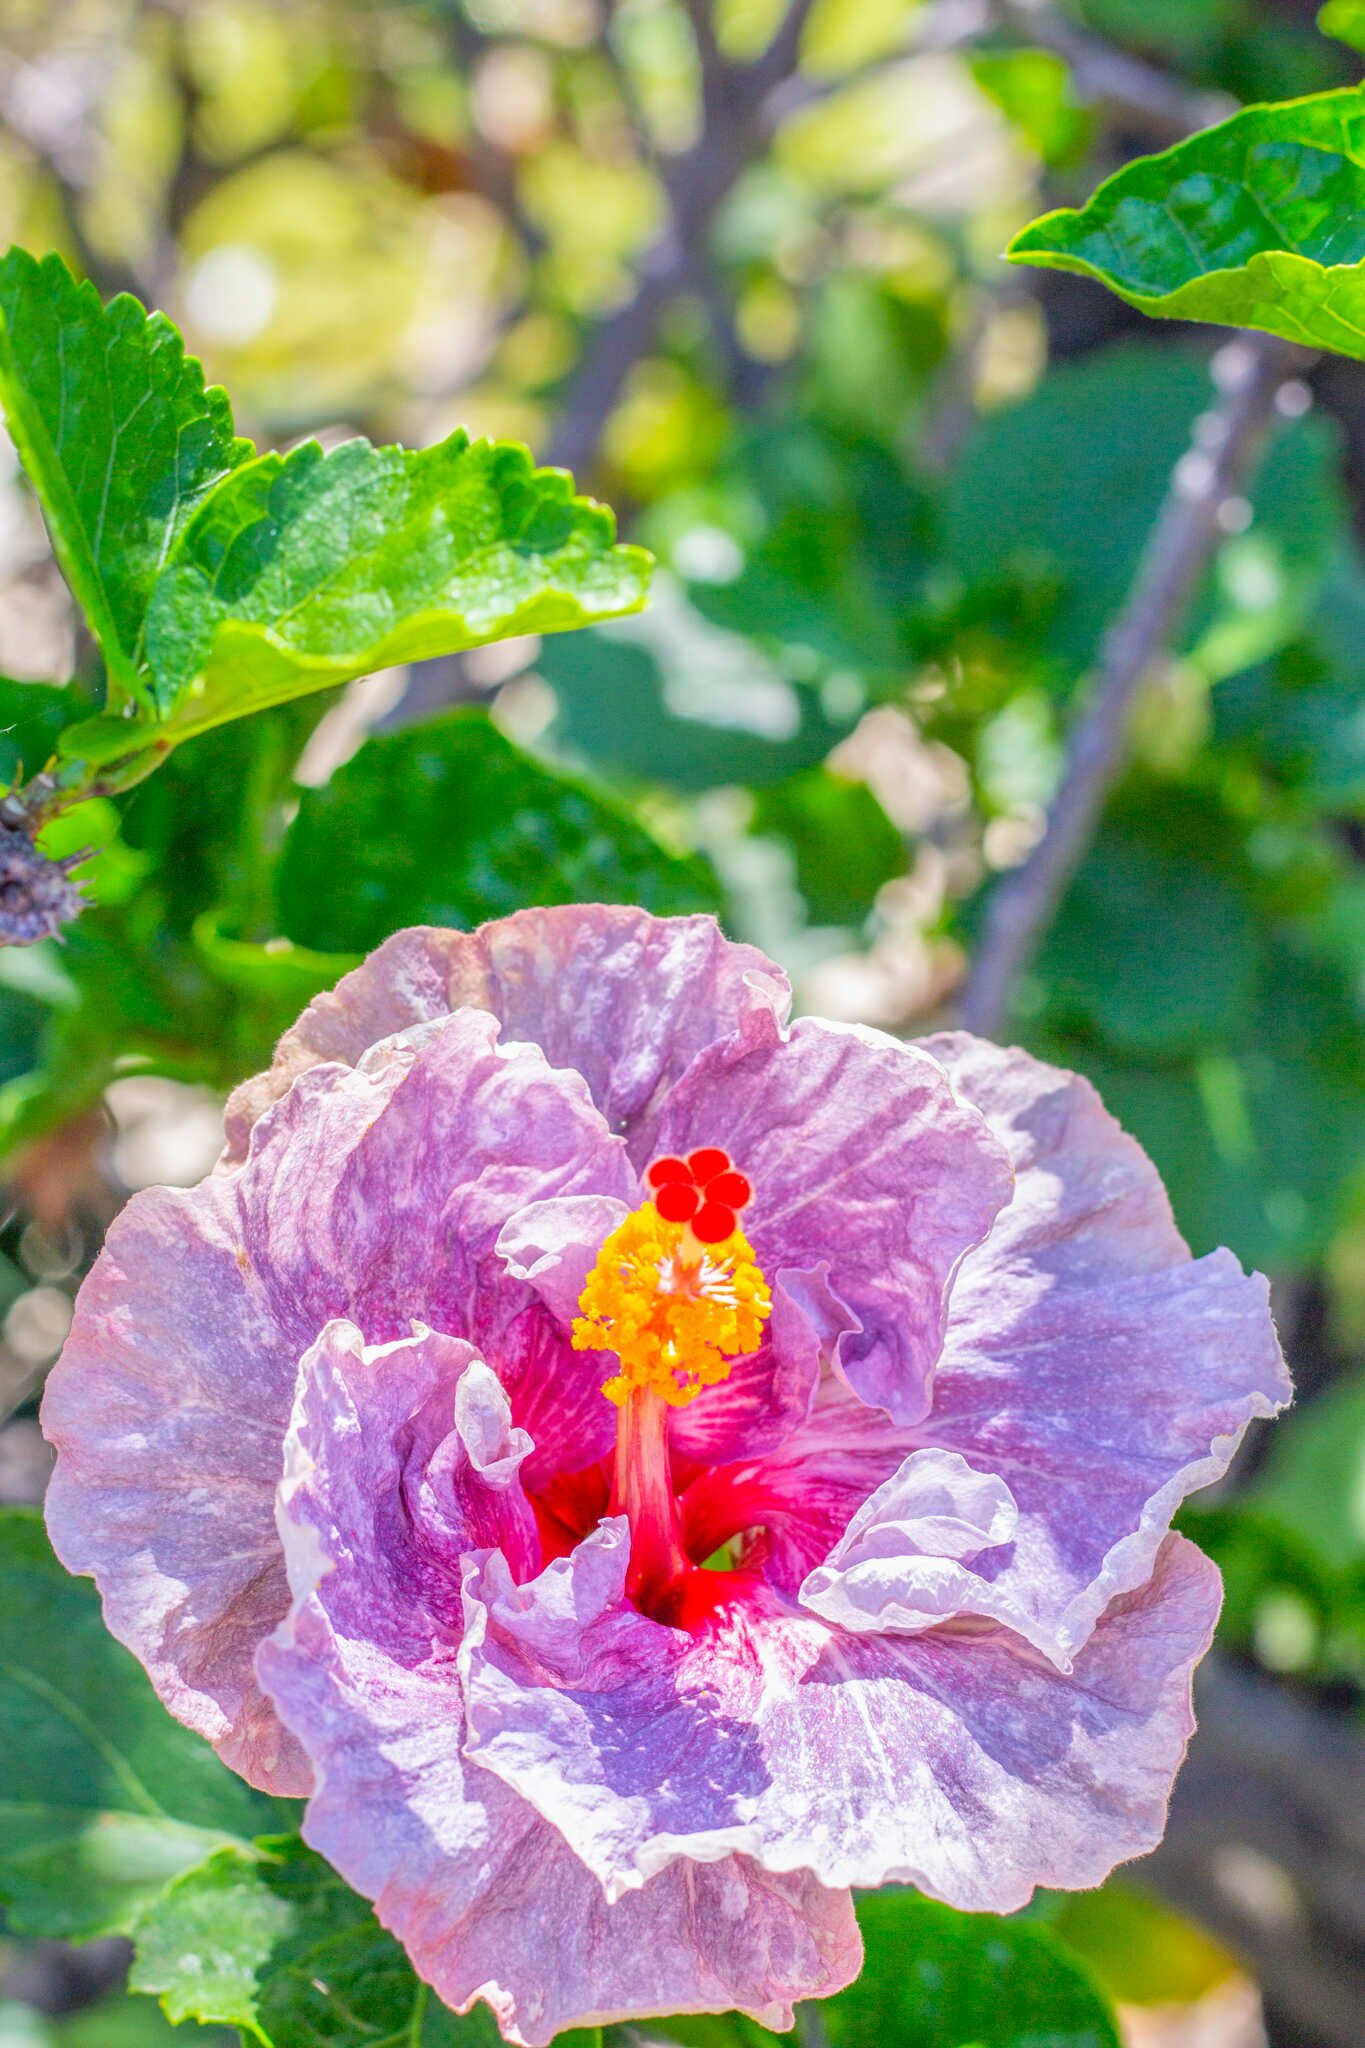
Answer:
[572,1200,772,1408]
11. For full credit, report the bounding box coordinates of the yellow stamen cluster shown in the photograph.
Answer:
[573,1201,771,1408]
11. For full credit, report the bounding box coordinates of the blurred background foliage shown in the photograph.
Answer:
[0,1,1364,2045]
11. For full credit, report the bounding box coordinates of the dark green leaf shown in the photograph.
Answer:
[0,1510,275,1941]
[823,1890,1121,2048]
[1250,1373,1365,1569]
[130,1837,500,2048]
[0,248,251,711]
[652,1893,1120,2048]
[666,420,928,681]
[751,768,905,926]
[1042,934,1365,1271]
[0,678,83,788]
[1034,785,1262,1055]
[1214,540,1365,814]
[1071,0,1233,61]
[541,630,847,793]
[1008,87,1365,357]
[275,709,719,954]
[945,342,1338,678]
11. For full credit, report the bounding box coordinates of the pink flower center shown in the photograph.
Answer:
[568,1151,772,1624]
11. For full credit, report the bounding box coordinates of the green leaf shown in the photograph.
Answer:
[1251,1372,1365,1569]
[824,1890,1121,2048]
[0,677,83,788]
[7,1987,237,2047]
[1177,1499,1365,1683]
[275,709,719,954]
[1319,1,1365,55]
[192,912,359,1010]
[750,768,905,927]
[129,1837,500,2048]
[944,341,1338,679]
[0,1509,277,1942]
[1007,86,1365,357]
[1041,932,1365,1272]
[1048,1880,1237,2007]
[0,252,648,803]
[1033,783,1262,1056]
[0,1999,224,2048]
[541,630,848,794]
[969,50,1091,169]
[142,432,650,736]
[0,248,252,711]
[1070,0,1233,61]
[653,1894,1120,2048]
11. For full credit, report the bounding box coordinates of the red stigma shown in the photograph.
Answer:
[646,1156,692,1188]
[692,1202,737,1244]
[654,1180,699,1224]
[644,1148,755,1245]
[687,1147,731,1186]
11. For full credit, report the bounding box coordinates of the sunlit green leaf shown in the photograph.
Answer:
[141,432,651,731]
[0,249,252,711]
[970,50,1091,168]
[1009,86,1365,357]
[130,1837,500,2048]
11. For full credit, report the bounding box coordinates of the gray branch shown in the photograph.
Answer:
[547,0,816,475]
[958,330,1306,1039]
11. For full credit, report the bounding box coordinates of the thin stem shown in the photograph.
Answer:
[958,331,1306,1040]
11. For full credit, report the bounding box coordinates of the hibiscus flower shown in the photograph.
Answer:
[41,909,1289,2045]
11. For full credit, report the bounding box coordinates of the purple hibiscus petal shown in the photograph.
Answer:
[460,1520,1222,1912]
[899,1033,1292,1664]
[223,909,791,1167]
[679,1374,920,1589]
[497,1195,631,1328]
[653,1018,1014,1425]
[667,1300,820,1468]
[273,1320,540,1648]
[800,1447,1019,1633]
[42,1166,315,1794]
[260,1324,860,2043]
[43,1011,623,1790]
[243,1009,630,1343]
